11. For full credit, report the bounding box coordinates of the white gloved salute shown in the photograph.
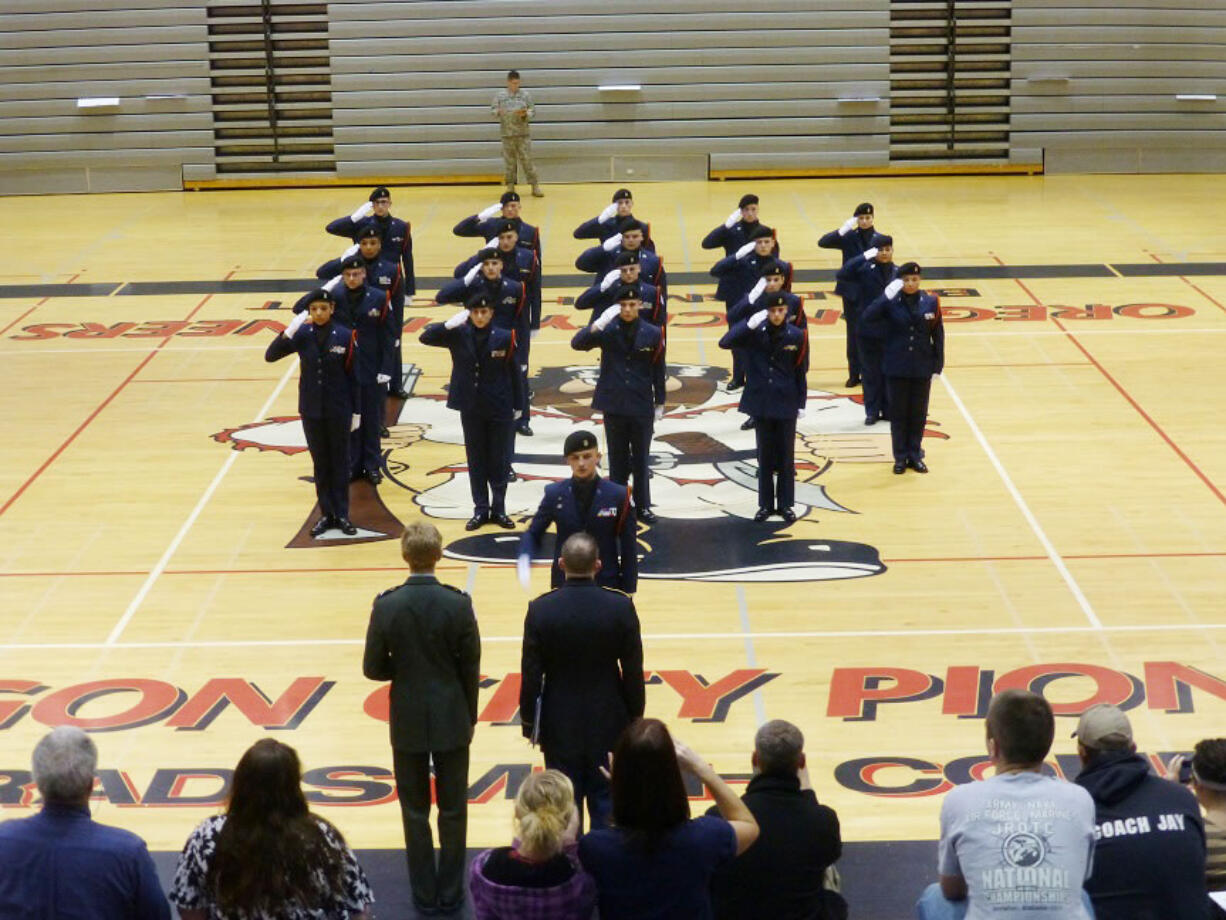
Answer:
[351,413,361,432]
[863,247,878,261]
[444,308,470,329]
[724,207,742,229]
[463,264,481,286]
[838,216,857,236]
[884,278,904,299]
[600,268,621,292]
[747,309,769,330]
[376,373,391,385]
[593,305,620,331]
[284,311,308,338]
[747,277,767,304]
[478,202,502,220]
[598,202,619,224]
[342,243,360,260]
[322,275,342,293]
[516,553,532,589]
[350,201,374,222]
[654,405,665,421]
[735,241,755,260]
[485,236,499,249]
[601,233,623,252]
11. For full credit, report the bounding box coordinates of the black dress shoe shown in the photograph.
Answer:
[379,426,390,438]
[465,513,488,531]
[335,517,357,535]
[310,516,333,538]
[391,389,411,400]
[846,376,861,387]
[638,508,658,524]
[365,470,382,485]
[492,513,515,529]
[893,462,906,474]
[516,422,533,436]
[753,507,772,523]
[864,416,877,426]
[726,380,744,392]
[740,417,756,430]
[908,458,929,474]
[778,507,797,523]
[506,469,518,483]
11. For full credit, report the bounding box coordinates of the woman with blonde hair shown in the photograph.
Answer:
[469,768,596,919]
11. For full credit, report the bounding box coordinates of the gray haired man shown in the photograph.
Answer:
[492,69,543,197]
[0,726,169,919]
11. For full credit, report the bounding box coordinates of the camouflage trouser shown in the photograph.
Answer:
[501,134,540,187]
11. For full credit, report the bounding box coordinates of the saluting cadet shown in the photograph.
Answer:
[297,256,391,485]
[819,202,885,388]
[712,225,791,393]
[517,430,638,594]
[571,285,667,525]
[719,293,809,523]
[837,236,898,426]
[265,289,358,537]
[575,218,667,303]
[574,250,664,326]
[724,256,802,415]
[862,262,944,474]
[326,186,415,399]
[573,188,655,251]
[453,190,543,329]
[701,193,764,255]
[419,293,522,531]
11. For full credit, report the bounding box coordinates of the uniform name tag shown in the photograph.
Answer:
[597,507,618,517]
[330,345,346,354]
[783,344,798,351]
[491,349,507,357]
[378,276,391,285]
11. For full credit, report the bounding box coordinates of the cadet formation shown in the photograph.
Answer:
[270,184,945,542]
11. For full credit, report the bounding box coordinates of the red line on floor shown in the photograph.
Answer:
[0,301,46,337]
[1147,253,1226,315]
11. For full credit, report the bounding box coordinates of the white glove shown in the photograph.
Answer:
[601,233,623,252]
[517,553,532,589]
[599,268,621,292]
[654,405,665,421]
[885,278,904,299]
[376,373,391,384]
[593,304,620,331]
[747,277,766,304]
[797,407,806,419]
[478,202,502,220]
[322,275,342,293]
[350,201,374,222]
[513,409,523,420]
[463,264,481,286]
[485,236,499,248]
[445,308,470,329]
[351,414,361,432]
[747,309,768,330]
[598,202,619,224]
[838,216,857,236]
[863,247,878,261]
[735,241,755,260]
[284,311,308,338]
[724,207,741,229]
[342,243,360,260]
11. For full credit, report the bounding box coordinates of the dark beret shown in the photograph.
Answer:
[358,225,381,240]
[764,292,788,308]
[563,430,599,456]
[615,284,643,302]
[340,256,365,271]
[875,234,893,247]
[615,250,641,267]
[612,188,633,202]
[899,261,922,276]
[854,202,874,216]
[496,220,518,235]
[369,186,391,201]
[760,259,786,277]
[305,288,334,305]
[465,292,493,310]
[478,247,500,262]
[500,190,520,204]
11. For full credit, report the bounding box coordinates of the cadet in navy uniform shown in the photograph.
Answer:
[316,225,399,302]
[728,260,805,329]
[517,430,638,594]
[419,293,522,531]
[453,191,543,330]
[863,262,943,474]
[719,293,809,523]
[296,256,390,485]
[819,202,884,388]
[265,289,358,536]
[519,532,645,831]
[701,192,768,255]
[575,218,667,303]
[712,225,791,393]
[573,187,655,251]
[574,250,665,326]
[837,236,898,426]
[326,186,415,398]
[571,285,667,525]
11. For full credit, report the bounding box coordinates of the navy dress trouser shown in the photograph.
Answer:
[755,416,797,511]
[302,415,350,520]
[857,338,889,420]
[886,375,932,463]
[603,413,654,510]
[461,412,511,516]
[843,297,862,378]
[350,382,384,477]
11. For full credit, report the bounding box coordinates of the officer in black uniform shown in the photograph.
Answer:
[573,187,655,251]
[837,236,898,426]
[265,289,358,536]
[719,293,810,523]
[819,202,885,388]
[419,293,522,530]
[571,286,667,524]
[519,531,645,831]
[862,262,944,474]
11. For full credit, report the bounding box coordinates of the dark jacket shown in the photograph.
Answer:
[326,212,415,295]
[294,283,391,384]
[1074,750,1211,920]
[709,252,792,309]
[521,477,638,593]
[707,773,844,920]
[317,254,402,306]
[436,275,529,343]
[575,246,666,303]
[574,214,656,251]
[571,317,666,417]
[419,321,521,419]
[862,290,945,378]
[817,226,883,299]
[362,573,481,753]
[728,290,805,328]
[718,319,809,419]
[835,253,897,326]
[453,213,540,255]
[575,278,664,326]
[519,578,645,761]
[264,321,356,419]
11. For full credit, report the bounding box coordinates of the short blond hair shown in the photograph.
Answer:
[513,770,576,858]
[400,522,442,571]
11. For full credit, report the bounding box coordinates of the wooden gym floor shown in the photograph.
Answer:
[1,175,1224,873]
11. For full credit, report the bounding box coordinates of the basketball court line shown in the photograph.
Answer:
[736,585,767,727]
[102,357,300,646]
[939,372,1103,630]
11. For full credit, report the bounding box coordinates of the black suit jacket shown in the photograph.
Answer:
[708,773,844,920]
[363,573,481,753]
[519,579,645,762]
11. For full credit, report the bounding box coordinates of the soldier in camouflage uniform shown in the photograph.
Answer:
[491,69,543,197]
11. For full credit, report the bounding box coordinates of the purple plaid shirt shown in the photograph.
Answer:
[469,844,597,920]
